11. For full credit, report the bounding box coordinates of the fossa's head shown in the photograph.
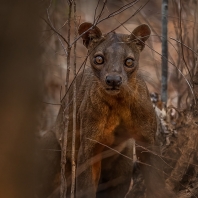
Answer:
[78,22,151,95]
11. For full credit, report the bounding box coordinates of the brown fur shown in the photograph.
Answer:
[38,23,176,198]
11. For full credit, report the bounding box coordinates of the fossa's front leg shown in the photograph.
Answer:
[76,139,102,198]
[76,118,104,198]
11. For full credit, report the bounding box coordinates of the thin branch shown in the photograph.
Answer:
[143,42,197,104]
[61,54,89,102]
[61,1,73,197]
[170,37,198,57]
[46,7,68,57]
[98,0,139,21]
[179,0,193,85]
[108,0,150,34]
[42,17,69,46]
[86,138,132,160]
[104,4,131,33]
[70,0,140,47]
[40,18,68,46]
[93,0,101,22]
[71,0,77,197]
[94,0,107,24]
[135,143,174,170]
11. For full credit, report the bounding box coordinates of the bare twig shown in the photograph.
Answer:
[143,42,197,104]
[61,54,89,102]
[108,0,150,34]
[46,5,68,65]
[71,1,77,197]
[93,0,101,22]
[104,4,131,33]
[170,37,198,57]
[179,0,193,85]
[40,18,69,46]
[86,138,132,161]
[61,1,73,198]
[98,0,139,23]
[70,0,140,47]
[94,0,107,24]
[42,17,69,46]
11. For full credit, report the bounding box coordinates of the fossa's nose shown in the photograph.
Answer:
[105,75,122,87]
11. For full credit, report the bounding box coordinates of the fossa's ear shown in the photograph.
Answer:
[78,22,102,48]
[129,24,151,51]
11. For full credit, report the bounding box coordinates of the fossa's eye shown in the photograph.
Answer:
[94,55,104,64]
[125,58,134,67]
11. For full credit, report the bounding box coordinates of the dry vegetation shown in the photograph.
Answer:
[1,0,198,197]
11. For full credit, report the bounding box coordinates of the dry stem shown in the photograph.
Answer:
[71,0,77,197]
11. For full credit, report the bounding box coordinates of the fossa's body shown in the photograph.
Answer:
[38,23,175,198]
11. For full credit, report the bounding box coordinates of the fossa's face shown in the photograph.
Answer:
[78,23,151,95]
[89,32,140,95]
